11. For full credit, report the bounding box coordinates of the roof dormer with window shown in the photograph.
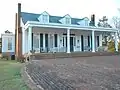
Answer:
[59,14,71,25]
[38,11,49,23]
[77,17,89,26]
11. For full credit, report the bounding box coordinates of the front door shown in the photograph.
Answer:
[70,37,74,52]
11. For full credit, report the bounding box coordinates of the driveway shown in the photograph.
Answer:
[26,55,120,90]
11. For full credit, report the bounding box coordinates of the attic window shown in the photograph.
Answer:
[42,15,48,23]
[65,18,70,24]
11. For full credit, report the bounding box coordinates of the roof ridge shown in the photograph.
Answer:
[21,12,40,15]
[21,12,87,20]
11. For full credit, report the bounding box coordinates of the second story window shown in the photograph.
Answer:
[66,18,70,24]
[43,15,48,23]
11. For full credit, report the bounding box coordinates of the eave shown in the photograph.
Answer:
[24,21,118,32]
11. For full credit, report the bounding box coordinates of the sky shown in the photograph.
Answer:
[0,0,119,34]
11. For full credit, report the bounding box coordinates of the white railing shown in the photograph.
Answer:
[33,47,67,53]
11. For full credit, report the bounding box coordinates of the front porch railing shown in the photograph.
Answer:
[33,46,107,53]
[33,47,67,53]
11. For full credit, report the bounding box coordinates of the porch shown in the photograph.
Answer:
[23,26,118,54]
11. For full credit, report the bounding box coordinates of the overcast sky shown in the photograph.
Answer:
[0,0,119,34]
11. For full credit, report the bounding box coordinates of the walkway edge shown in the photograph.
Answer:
[21,62,44,90]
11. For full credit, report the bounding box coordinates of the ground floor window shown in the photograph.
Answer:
[97,36,99,47]
[33,34,39,48]
[54,34,57,47]
[81,35,84,51]
[45,34,48,47]
[88,36,90,47]
[40,33,43,47]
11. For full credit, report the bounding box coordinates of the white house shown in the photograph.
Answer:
[21,11,118,55]
[1,30,15,56]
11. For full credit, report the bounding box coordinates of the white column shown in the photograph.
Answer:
[115,32,118,52]
[26,30,28,53]
[28,26,32,52]
[92,30,95,52]
[24,30,27,53]
[99,34,102,46]
[48,34,50,50]
[43,33,45,50]
[67,29,70,53]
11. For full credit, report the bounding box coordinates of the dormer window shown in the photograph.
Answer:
[43,15,48,23]
[37,11,49,23]
[66,18,70,24]
[59,14,71,24]
[77,17,89,26]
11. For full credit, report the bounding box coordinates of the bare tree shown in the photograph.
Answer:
[98,16,112,28]
[97,16,112,46]
[112,16,120,40]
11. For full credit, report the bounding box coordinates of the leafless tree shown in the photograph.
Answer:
[98,16,112,46]
[112,16,120,40]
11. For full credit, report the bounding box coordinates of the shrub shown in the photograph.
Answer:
[108,41,115,52]
[97,46,104,52]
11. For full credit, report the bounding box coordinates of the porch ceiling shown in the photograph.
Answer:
[32,27,66,33]
[32,27,112,35]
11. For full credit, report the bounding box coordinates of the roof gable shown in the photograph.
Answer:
[41,11,49,15]
[63,14,71,18]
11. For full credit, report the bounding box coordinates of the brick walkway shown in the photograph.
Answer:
[26,55,120,90]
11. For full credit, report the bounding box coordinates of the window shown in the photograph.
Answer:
[45,34,48,47]
[63,37,64,46]
[74,37,76,46]
[40,34,43,47]
[8,38,12,50]
[66,18,70,24]
[85,20,88,26]
[43,15,48,23]
[33,34,39,48]
[54,34,58,47]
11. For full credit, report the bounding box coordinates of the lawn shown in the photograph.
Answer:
[0,60,29,90]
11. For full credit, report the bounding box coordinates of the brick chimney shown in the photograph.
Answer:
[15,3,22,60]
[90,14,95,26]
[15,13,17,54]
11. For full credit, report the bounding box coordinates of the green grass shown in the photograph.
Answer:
[0,60,30,90]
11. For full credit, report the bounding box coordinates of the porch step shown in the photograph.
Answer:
[30,52,119,60]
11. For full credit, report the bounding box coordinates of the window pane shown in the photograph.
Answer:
[54,34,57,47]
[97,36,99,47]
[45,34,48,47]
[74,37,76,46]
[66,18,70,24]
[33,34,39,48]
[8,38,12,50]
[88,36,90,47]
[40,33,43,47]
[43,15,48,22]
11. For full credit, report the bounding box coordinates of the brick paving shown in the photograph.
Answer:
[26,55,120,90]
